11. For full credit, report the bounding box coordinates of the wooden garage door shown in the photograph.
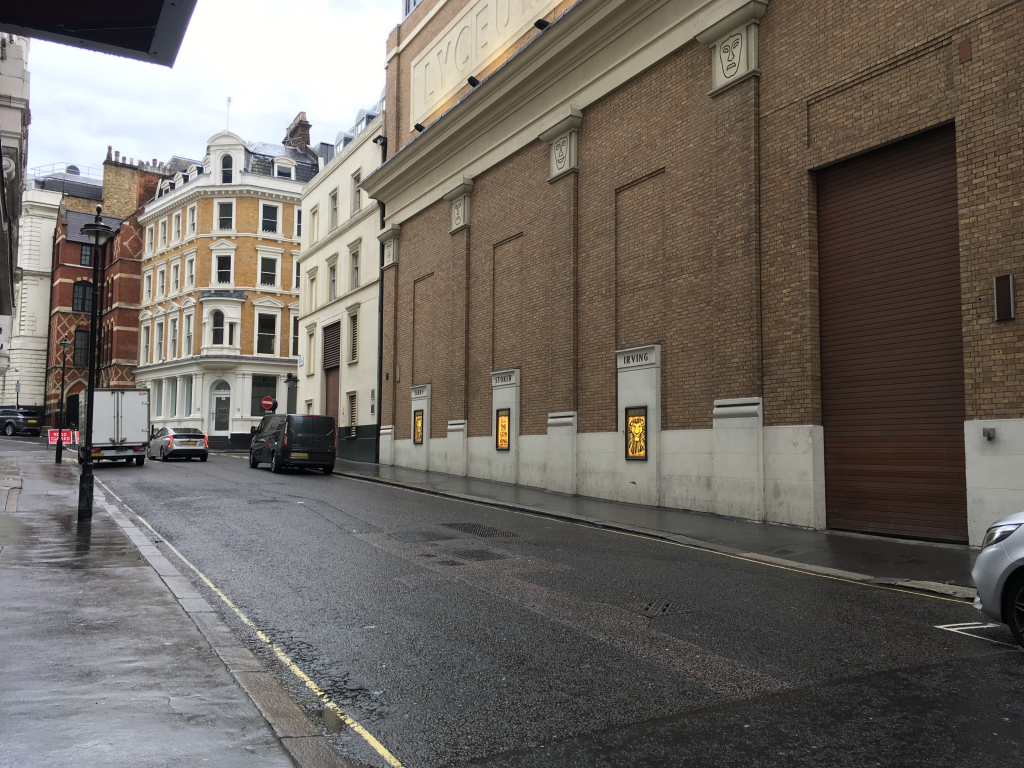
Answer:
[818,125,967,542]
[323,322,340,423]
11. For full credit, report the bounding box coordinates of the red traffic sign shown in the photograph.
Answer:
[261,396,276,410]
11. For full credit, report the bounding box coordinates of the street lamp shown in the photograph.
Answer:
[77,205,114,520]
[55,335,72,465]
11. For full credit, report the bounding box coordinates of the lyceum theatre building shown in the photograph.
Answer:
[363,0,1024,546]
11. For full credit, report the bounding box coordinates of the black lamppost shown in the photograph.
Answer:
[55,335,72,464]
[78,206,114,520]
[284,372,298,414]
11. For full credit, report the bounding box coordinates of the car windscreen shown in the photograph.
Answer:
[289,416,335,437]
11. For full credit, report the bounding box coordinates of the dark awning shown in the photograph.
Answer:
[0,0,197,67]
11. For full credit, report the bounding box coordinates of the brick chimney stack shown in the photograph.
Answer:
[283,111,311,152]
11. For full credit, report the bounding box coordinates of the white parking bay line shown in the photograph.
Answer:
[935,622,1019,648]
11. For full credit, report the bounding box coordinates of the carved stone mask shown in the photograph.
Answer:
[719,32,743,79]
[453,198,463,225]
[554,136,569,170]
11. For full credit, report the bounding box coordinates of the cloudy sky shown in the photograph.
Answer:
[26,0,399,175]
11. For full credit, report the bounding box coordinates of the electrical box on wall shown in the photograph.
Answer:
[995,274,1015,321]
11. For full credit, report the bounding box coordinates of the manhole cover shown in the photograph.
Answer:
[442,522,519,538]
[452,549,507,562]
[626,598,688,617]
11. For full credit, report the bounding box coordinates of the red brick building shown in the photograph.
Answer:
[45,151,169,426]
[364,0,1024,546]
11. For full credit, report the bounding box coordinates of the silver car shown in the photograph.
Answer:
[972,510,1024,647]
[148,427,209,462]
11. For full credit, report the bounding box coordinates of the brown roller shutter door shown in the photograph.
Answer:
[323,322,340,423]
[818,125,967,543]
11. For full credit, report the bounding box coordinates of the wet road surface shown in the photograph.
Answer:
[76,446,1023,767]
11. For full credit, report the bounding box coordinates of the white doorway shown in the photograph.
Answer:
[212,380,231,435]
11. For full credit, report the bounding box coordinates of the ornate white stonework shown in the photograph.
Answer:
[539,107,583,182]
[443,178,474,234]
[378,223,401,269]
[695,0,768,94]
[409,0,562,131]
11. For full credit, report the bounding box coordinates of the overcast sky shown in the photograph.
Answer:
[26,0,399,175]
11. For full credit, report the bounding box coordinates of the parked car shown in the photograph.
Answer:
[972,510,1024,647]
[1,409,42,437]
[249,414,336,474]
[148,427,209,462]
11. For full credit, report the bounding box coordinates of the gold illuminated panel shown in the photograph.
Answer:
[413,409,424,445]
[625,406,647,461]
[496,408,510,451]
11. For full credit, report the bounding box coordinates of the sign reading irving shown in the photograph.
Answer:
[496,408,510,451]
[414,410,424,445]
[625,406,647,461]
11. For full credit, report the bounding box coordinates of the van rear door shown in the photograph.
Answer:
[287,416,336,461]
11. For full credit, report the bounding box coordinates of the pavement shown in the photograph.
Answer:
[332,459,979,595]
[0,441,364,768]
[3,436,1017,768]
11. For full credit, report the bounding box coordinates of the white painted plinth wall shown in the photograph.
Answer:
[966,418,1024,547]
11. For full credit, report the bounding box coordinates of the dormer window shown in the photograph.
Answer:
[221,154,233,184]
[274,158,296,180]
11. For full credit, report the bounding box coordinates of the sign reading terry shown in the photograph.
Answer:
[410,0,561,131]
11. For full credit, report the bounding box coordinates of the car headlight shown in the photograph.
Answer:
[982,524,1021,549]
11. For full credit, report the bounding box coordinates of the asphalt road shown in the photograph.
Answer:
[20,438,1021,767]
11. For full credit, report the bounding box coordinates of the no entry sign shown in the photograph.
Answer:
[262,396,276,411]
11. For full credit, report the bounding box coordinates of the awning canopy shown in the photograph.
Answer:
[0,0,197,67]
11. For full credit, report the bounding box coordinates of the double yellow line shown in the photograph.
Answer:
[96,479,404,768]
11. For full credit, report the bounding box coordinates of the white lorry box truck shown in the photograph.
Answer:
[79,388,151,465]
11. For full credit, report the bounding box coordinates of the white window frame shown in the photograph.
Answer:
[329,189,339,229]
[187,204,197,237]
[146,226,155,254]
[294,255,301,291]
[184,250,196,288]
[351,170,362,214]
[159,219,168,249]
[214,198,236,234]
[309,206,319,244]
[220,153,234,185]
[141,324,151,364]
[184,312,194,356]
[157,268,166,298]
[170,258,181,294]
[143,271,153,302]
[155,320,164,361]
[273,157,296,180]
[254,310,281,357]
[212,249,235,288]
[260,201,283,235]
[169,317,178,359]
[306,267,318,312]
[294,206,302,239]
[350,244,360,291]
[172,212,182,243]
[305,328,316,375]
[256,245,283,288]
[327,255,338,302]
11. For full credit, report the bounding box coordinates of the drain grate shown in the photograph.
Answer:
[442,522,519,538]
[626,598,688,617]
[452,549,507,562]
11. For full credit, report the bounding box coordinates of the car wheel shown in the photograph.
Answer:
[270,452,282,473]
[136,455,145,466]
[161,448,169,462]
[1004,571,1024,648]
[200,454,208,462]
[249,451,259,468]
[4,423,14,436]
[322,464,334,475]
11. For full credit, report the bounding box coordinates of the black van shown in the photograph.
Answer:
[249,414,336,474]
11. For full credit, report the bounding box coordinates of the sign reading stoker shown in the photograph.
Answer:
[410,0,561,131]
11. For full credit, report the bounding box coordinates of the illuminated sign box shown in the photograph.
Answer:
[496,408,510,451]
[413,409,424,445]
[625,406,647,461]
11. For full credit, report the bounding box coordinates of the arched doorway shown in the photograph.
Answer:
[211,380,231,436]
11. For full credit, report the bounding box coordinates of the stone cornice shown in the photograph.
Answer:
[363,0,758,225]
[140,182,302,225]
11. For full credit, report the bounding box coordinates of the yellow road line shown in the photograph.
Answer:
[337,473,971,605]
[95,478,405,768]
